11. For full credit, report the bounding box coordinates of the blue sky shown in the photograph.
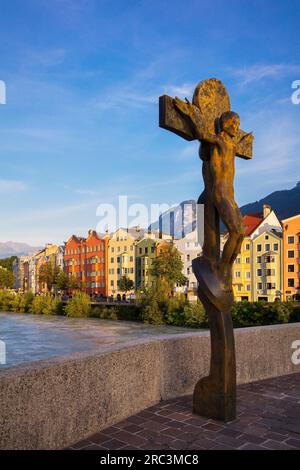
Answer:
[0,0,299,245]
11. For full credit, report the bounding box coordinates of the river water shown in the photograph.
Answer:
[0,312,199,368]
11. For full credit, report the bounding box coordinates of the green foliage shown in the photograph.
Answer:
[289,305,300,323]
[0,269,14,289]
[12,291,34,313]
[0,290,15,311]
[231,301,293,328]
[136,288,164,324]
[119,276,134,293]
[30,295,63,315]
[0,256,17,272]
[151,244,187,293]
[39,261,61,292]
[182,302,208,328]
[65,292,91,318]
[90,306,118,320]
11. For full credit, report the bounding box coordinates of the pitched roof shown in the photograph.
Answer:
[243,214,263,236]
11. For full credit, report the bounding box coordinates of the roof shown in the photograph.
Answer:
[243,214,263,236]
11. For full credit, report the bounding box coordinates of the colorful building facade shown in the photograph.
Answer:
[107,227,142,298]
[64,230,108,296]
[174,230,201,300]
[282,215,300,301]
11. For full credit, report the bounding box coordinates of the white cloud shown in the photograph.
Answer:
[0,179,28,192]
[231,63,300,86]
[163,83,194,98]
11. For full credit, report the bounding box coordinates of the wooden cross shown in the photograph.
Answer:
[159,78,253,422]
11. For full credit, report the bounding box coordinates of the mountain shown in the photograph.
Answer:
[240,181,300,220]
[149,182,300,237]
[149,199,197,238]
[0,242,42,259]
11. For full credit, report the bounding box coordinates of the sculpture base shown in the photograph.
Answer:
[192,255,236,422]
[193,375,236,422]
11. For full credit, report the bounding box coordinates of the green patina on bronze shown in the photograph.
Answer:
[159,78,254,421]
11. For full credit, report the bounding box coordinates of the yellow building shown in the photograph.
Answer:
[232,236,252,301]
[223,205,282,302]
[252,230,282,302]
[107,227,142,299]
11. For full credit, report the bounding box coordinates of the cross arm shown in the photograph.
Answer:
[159,94,253,160]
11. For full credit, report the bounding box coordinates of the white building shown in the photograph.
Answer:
[174,230,201,301]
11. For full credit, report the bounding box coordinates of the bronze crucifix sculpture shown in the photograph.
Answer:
[159,78,253,421]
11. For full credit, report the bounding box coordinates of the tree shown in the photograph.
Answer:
[38,261,59,292]
[119,276,134,293]
[151,244,187,294]
[55,269,70,292]
[0,268,14,289]
[0,256,17,272]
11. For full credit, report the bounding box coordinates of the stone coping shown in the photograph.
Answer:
[0,323,299,449]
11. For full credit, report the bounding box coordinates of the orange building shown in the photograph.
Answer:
[64,230,108,297]
[282,215,300,301]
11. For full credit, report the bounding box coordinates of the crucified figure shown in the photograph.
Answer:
[174,97,253,290]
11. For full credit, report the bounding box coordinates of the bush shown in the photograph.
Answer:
[65,292,91,318]
[165,296,188,326]
[288,305,300,323]
[0,290,15,311]
[30,294,63,315]
[231,301,294,328]
[90,306,118,320]
[12,291,34,313]
[182,301,208,328]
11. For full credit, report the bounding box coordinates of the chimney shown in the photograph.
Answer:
[263,204,271,219]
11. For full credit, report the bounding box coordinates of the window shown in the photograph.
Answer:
[187,254,190,262]
[257,282,262,290]
[257,269,262,276]
[273,243,279,251]
[288,279,295,287]
[124,246,127,251]
[151,246,155,253]
[187,267,190,275]
[139,248,142,254]
[145,247,148,254]
[110,257,114,263]
[265,244,270,251]
[110,280,114,286]
[130,256,133,262]
[111,247,114,253]
[237,285,242,292]
[235,271,241,278]
[288,250,294,258]
[266,283,275,290]
[288,265,295,272]
[246,284,251,292]
[235,258,241,264]
[245,257,250,264]
[257,244,262,252]
[265,235,269,240]
[117,256,120,263]
[245,243,250,250]
[257,256,262,263]
[246,271,251,279]
[288,236,294,244]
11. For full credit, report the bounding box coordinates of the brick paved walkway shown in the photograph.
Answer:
[69,373,300,450]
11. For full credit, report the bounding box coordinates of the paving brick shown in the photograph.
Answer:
[69,373,300,451]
